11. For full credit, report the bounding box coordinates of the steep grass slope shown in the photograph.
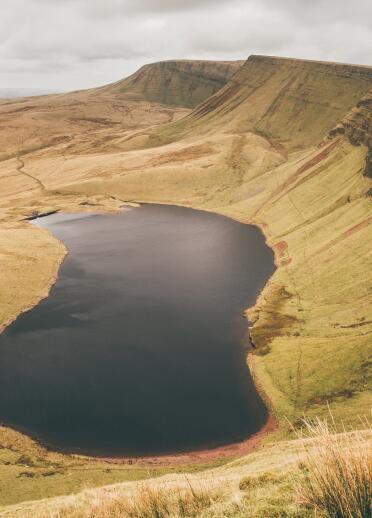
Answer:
[0,55,371,512]
[106,59,244,108]
[148,55,372,150]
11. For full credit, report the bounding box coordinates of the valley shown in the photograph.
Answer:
[0,55,371,517]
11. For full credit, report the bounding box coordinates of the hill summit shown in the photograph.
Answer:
[103,59,244,108]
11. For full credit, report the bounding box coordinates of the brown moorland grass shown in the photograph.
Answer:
[89,420,372,518]
[296,417,372,518]
[47,483,222,518]
[7,419,370,518]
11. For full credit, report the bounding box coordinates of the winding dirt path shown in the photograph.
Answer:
[16,156,45,191]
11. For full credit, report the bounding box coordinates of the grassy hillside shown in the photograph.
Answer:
[0,55,371,514]
[106,59,244,108]
[145,55,372,150]
[0,59,241,162]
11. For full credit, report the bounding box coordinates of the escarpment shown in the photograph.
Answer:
[329,90,372,178]
[105,59,245,108]
[165,55,372,154]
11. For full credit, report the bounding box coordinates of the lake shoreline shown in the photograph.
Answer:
[0,226,68,336]
[0,202,278,466]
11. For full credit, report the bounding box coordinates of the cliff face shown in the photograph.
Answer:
[328,89,372,178]
[107,59,244,108]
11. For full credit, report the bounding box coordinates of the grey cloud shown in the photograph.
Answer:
[34,0,236,17]
[180,5,294,54]
[261,0,372,25]
[0,0,371,90]
[0,2,159,63]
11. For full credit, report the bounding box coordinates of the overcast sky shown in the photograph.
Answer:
[1,0,371,91]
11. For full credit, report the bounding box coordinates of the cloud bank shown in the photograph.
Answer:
[0,0,371,90]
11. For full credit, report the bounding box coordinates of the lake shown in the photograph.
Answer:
[0,204,275,456]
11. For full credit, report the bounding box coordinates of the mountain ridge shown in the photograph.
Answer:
[0,59,242,161]
[169,54,372,151]
[103,59,244,108]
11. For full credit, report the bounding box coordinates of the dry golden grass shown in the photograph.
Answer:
[296,417,372,518]
[0,221,66,334]
[47,483,221,518]
[3,422,371,518]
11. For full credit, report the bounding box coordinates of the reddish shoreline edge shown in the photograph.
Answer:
[100,415,278,466]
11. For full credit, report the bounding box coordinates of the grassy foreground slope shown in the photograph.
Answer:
[0,55,371,513]
[3,425,371,517]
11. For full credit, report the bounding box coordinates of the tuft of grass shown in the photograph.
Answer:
[296,416,371,518]
[239,471,282,491]
[236,469,311,518]
[54,482,221,518]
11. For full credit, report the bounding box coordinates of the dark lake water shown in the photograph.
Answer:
[0,205,275,456]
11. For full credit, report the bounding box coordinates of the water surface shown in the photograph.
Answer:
[0,205,275,456]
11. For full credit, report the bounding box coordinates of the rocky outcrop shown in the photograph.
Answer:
[328,89,372,178]
[365,148,372,179]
